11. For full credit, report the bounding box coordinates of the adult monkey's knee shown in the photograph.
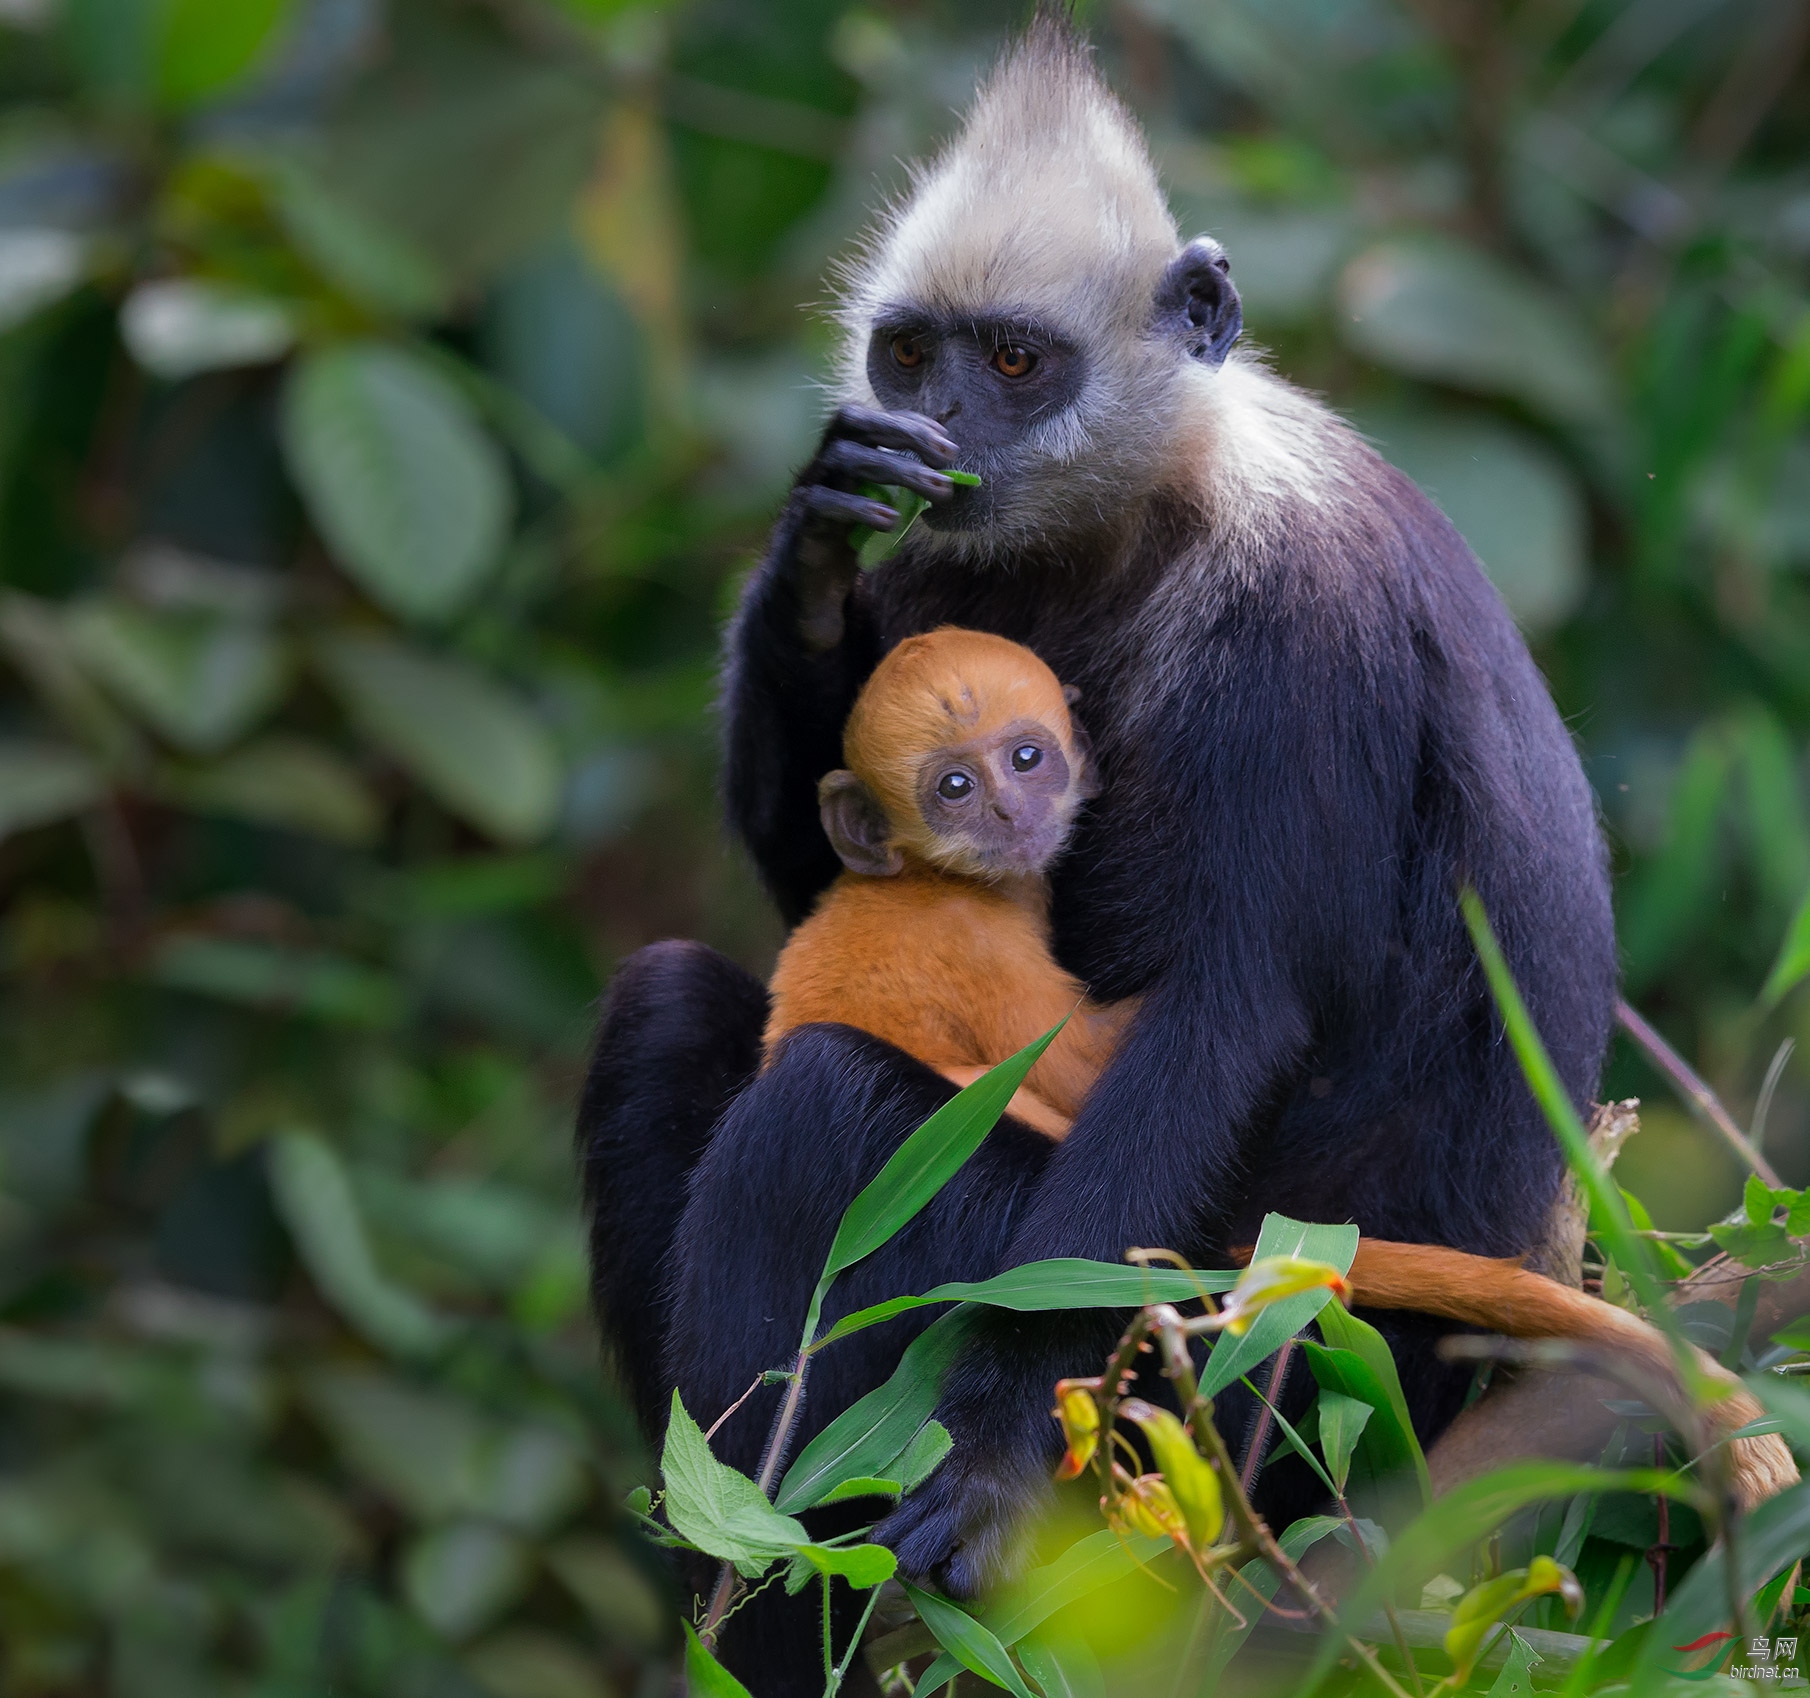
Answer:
[578,940,768,1439]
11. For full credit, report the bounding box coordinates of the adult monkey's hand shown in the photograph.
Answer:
[779,406,957,650]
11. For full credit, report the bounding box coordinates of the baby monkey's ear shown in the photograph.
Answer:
[1066,712,1102,801]
[818,770,905,877]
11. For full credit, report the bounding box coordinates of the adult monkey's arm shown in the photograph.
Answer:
[722,406,955,926]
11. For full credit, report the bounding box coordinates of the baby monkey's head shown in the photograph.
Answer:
[820,628,1095,882]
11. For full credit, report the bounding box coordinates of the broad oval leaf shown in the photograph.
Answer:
[1354,409,1587,632]
[1338,237,1613,426]
[66,599,287,754]
[269,1131,457,1358]
[158,736,380,845]
[155,0,293,110]
[315,634,561,844]
[401,1518,530,1641]
[0,741,103,840]
[793,1541,897,1588]
[660,1391,808,1578]
[283,343,511,624]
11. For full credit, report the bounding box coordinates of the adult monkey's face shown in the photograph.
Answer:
[832,20,1243,555]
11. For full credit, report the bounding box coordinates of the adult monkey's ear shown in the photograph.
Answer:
[818,770,904,877]
[1152,237,1242,368]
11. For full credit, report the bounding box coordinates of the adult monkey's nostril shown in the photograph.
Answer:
[936,401,963,425]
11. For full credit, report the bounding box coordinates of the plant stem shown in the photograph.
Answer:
[1617,999,1783,1185]
[700,1347,812,1650]
[826,1584,884,1696]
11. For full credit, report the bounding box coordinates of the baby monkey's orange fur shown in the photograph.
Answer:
[764,629,1793,1507]
[764,628,1129,1135]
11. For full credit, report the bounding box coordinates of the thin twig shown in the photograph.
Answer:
[1616,1000,1783,1186]
[705,1372,768,1443]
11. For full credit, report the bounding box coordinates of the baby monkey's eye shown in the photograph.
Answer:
[1010,744,1043,772]
[991,345,1036,379]
[891,335,925,369]
[936,770,975,801]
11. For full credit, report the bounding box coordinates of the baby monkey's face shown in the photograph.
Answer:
[916,717,1079,878]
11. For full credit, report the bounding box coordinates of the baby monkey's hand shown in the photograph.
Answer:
[784,406,957,650]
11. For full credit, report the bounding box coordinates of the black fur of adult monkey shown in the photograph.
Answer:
[580,14,1615,1686]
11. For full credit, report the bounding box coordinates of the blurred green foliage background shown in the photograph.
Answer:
[0,0,1807,1691]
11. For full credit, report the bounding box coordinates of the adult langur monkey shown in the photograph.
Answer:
[581,12,1642,1686]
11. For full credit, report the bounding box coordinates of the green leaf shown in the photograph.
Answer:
[683,1624,754,1698]
[982,1528,1168,1648]
[1747,1172,1774,1226]
[0,741,103,840]
[1199,1214,1359,1399]
[903,1583,1038,1698]
[1354,408,1586,632]
[315,634,561,844]
[400,1518,530,1640]
[811,1258,1234,1351]
[283,343,512,625]
[1016,1628,1105,1698]
[1461,892,1674,1328]
[775,1308,978,1514]
[1709,1218,1795,1271]
[802,1027,1064,1345]
[813,1477,900,1506]
[1295,1462,1699,1697]
[894,1419,953,1492]
[270,1133,458,1358]
[1762,883,1810,1008]
[158,736,380,846]
[1631,1481,1810,1686]
[151,936,402,1027]
[155,0,293,110]
[1337,236,1613,425]
[1484,1630,1543,1696]
[1316,1390,1372,1496]
[659,1391,807,1578]
[66,599,287,754]
[792,1542,896,1588]
[270,162,452,319]
[1314,1299,1430,1501]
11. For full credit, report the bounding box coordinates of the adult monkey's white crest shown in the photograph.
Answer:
[832,12,1248,554]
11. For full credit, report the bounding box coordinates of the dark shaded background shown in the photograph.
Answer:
[0,0,1807,1690]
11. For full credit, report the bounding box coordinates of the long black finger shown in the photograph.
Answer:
[801,484,899,530]
[826,405,958,467]
[818,439,956,500]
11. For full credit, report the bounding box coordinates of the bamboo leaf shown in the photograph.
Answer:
[775,1309,977,1514]
[1314,1299,1431,1503]
[1199,1214,1358,1398]
[1316,1390,1373,1496]
[802,1026,1063,1345]
[1761,882,1810,1008]
[1016,1628,1105,1698]
[982,1527,1168,1648]
[810,1258,1233,1352]
[903,1583,1038,1698]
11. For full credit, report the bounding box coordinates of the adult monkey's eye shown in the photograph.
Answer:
[936,770,974,801]
[891,335,925,369]
[1011,744,1042,773]
[992,345,1036,378]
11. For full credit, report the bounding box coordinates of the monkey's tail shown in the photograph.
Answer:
[1233,1239,1797,1510]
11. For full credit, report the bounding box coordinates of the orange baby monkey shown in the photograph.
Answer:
[762,627,1793,1506]
[763,627,1129,1137]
